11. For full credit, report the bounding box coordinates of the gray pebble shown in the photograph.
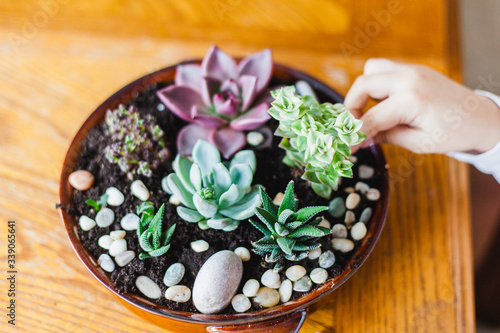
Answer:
[164,263,185,287]
[96,208,115,228]
[328,197,346,218]
[293,276,312,292]
[360,207,373,223]
[98,254,115,272]
[135,275,162,299]
[318,250,335,268]
[115,250,135,267]
[359,165,375,179]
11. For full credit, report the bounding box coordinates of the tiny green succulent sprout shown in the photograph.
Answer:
[85,193,108,212]
[249,181,331,267]
[163,140,262,231]
[268,86,366,199]
[136,202,176,260]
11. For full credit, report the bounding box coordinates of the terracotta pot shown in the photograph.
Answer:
[60,61,390,333]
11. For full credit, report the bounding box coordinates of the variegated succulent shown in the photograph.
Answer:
[163,140,262,231]
[250,181,331,268]
[268,86,366,198]
[136,202,176,260]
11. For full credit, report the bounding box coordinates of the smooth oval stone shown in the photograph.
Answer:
[120,213,140,231]
[192,250,243,314]
[169,195,181,206]
[242,279,260,297]
[344,210,356,226]
[318,217,331,229]
[110,230,126,240]
[310,268,328,284]
[344,187,355,193]
[349,155,358,163]
[98,235,113,249]
[279,279,293,303]
[331,238,355,253]
[345,193,361,210]
[355,181,370,194]
[293,276,312,292]
[234,247,251,262]
[254,287,280,308]
[96,208,115,228]
[165,285,191,303]
[131,180,150,201]
[231,294,251,313]
[308,247,322,260]
[285,265,306,282]
[105,187,125,206]
[246,131,265,147]
[261,269,281,289]
[190,240,209,253]
[359,165,375,179]
[273,192,284,206]
[164,263,185,287]
[69,170,94,191]
[366,188,381,201]
[135,276,162,299]
[360,207,373,224]
[331,224,348,238]
[318,250,335,268]
[115,250,135,267]
[109,239,127,257]
[351,222,368,240]
[328,197,346,218]
[79,215,96,231]
[98,254,115,273]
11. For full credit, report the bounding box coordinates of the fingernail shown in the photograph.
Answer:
[360,138,375,148]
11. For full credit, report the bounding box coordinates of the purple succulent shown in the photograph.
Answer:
[156,46,273,158]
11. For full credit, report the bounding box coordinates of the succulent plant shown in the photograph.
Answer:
[104,104,170,179]
[136,202,176,260]
[250,181,331,267]
[268,86,366,198]
[163,140,262,231]
[157,45,274,159]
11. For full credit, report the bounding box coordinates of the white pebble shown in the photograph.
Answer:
[318,250,335,268]
[105,187,125,206]
[164,263,185,287]
[234,247,251,262]
[115,251,135,267]
[165,285,191,303]
[345,193,361,210]
[355,182,370,195]
[246,131,265,146]
[242,279,260,297]
[254,287,280,308]
[331,238,355,253]
[131,180,150,201]
[191,240,209,253]
[231,294,251,312]
[318,217,331,229]
[310,268,328,284]
[366,188,381,201]
[110,230,126,240]
[98,254,115,273]
[351,222,368,240]
[359,165,375,179]
[169,195,181,206]
[331,224,348,238]
[273,192,284,206]
[344,210,356,227]
[293,276,312,292]
[285,265,307,282]
[261,269,281,289]
[349,155,358,163]
[279,279,293,303]
[79,215,96,231]
[98,235,113,249]
[360,207,373,224]
[95,208,115,228]
[344,187,355,193]
[109,239,127,257]
[135,275,162,299]
[308,247,322,260]
[120,213,140,231]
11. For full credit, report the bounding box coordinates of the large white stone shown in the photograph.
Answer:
[192,250,243,314]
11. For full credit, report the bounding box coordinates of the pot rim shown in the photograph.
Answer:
[59,61,390,325]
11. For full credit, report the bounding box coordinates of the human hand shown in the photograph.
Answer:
[344,58,500,154]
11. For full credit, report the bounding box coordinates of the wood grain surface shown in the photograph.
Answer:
[0,0,474,332]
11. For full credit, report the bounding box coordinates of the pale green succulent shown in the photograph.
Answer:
[163,140,262,231]
[268,86,366,199]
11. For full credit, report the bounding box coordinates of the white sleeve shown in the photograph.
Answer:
[447,90,500,183]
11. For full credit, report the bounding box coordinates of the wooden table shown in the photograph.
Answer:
[0,0,474,332]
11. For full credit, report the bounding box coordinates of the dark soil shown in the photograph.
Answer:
[67,80,383,314]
